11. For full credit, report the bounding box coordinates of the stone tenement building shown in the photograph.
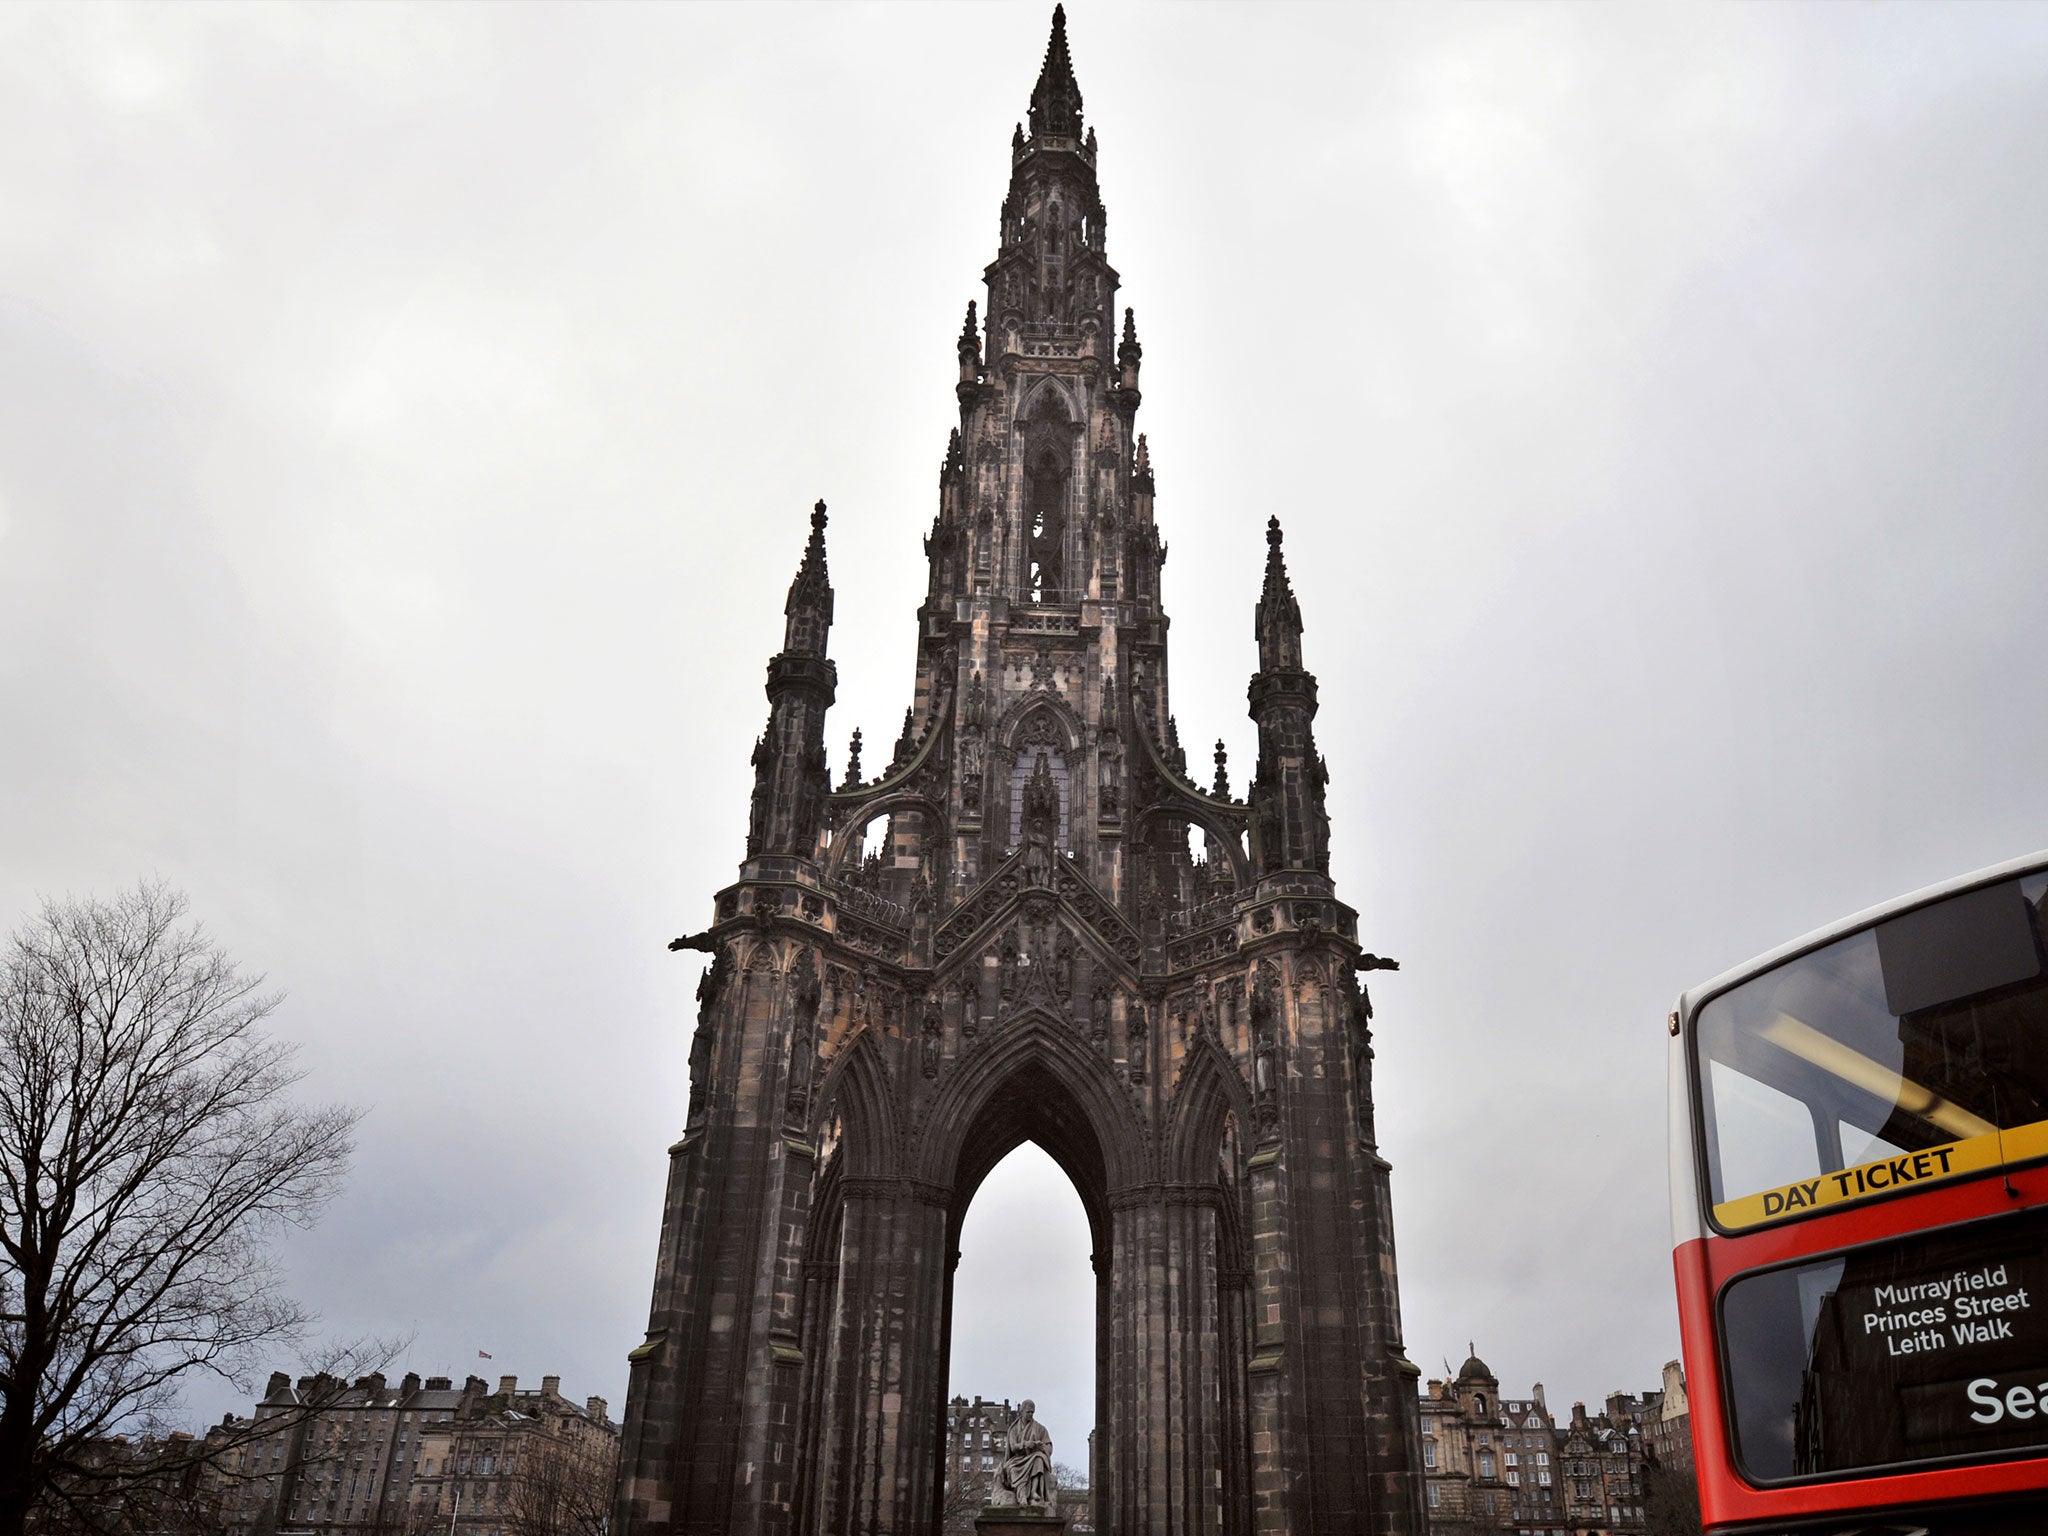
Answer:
[613,8,1424,1536]
[940,1395,1008,1514]
[412,1376,618,1536]
[1557,1399,1647,1534]
[1641,1360,1693,1479]
[1419,1352,1691,1536]
[199,1370,614,1536]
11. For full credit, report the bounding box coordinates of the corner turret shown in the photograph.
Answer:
[1247,517,1330,877]
[745,501,838,860]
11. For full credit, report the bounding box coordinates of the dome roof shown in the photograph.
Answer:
[1457,1343,1493,1382]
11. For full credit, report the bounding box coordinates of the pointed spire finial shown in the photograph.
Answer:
[842,728,864,790]
[1028,3,1084,141]
[1213,739,1230,798]
[1255,516,1303,670]
[1122,307,1138,347]
[957,300,983,390]
[783,498,835,650]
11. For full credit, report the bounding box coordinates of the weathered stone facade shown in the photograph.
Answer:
[614,10,1423,1534]
[1420,1355,1566,1534]
[200,1370,614,1536]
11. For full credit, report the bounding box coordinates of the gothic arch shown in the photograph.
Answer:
[1163,1030,1256,1186]
[914,1010,1145,1209]
[989,695,1085,858]
[1133,800,1253,889]
[996,691,1083,752]
[813,1027,900,1179]
[1016,375,1079,424]
[820,789,947,880]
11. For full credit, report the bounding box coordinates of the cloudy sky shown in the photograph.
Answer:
[5,1,2046,1452]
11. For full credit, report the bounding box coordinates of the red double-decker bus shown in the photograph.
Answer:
[1671,852,2048,1535]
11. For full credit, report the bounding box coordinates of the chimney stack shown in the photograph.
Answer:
[499,1374,518,1397]
[542,1375,561,1397]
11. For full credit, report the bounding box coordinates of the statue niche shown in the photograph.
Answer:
[1019,755,1060,888]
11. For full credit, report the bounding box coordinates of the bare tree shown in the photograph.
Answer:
[0,884,360,1536]
[504,1435,614,1536]
[1642,1460,1703,1536]
[938,1465,989,1536]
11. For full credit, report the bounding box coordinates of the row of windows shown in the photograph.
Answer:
[1424,1445,1552,1476]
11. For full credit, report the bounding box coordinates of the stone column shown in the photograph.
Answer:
[1102,1187,1226,1536]
[810,1180,951,1535]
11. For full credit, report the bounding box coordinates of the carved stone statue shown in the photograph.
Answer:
[991,1399,1054,1509]
[1019,754,1060,888]
[1054,928,1076,1010]
[1096,734,1121,818]
[921,999,942,1080]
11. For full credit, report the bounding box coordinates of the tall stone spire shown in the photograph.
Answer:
[1028,4,1084,142]
[617,15,1422,1536]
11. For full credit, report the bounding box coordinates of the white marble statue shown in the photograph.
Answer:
[991,1399,1054,1509]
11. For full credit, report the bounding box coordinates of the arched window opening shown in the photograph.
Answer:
[1024,447,1069,603]
[837,808,930,906]
[945,1144,1093,1527]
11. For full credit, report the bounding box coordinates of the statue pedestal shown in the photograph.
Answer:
[974,1510,1068,1536]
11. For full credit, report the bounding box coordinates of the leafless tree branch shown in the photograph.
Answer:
[0,883,362,1536]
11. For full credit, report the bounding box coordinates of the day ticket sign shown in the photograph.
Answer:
[1714,1118,2048,1231]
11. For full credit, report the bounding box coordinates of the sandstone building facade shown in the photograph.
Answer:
[614,10,1424,1534]
[199,1370,614,1536]
[1420,1353,1690,1536]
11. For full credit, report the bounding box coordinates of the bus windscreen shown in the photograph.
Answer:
[1693,874,2048,1231]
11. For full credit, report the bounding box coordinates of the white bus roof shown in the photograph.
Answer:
[1676,848,2048,1022]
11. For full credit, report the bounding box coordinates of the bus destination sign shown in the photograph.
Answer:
[1721,1213,2048,1481]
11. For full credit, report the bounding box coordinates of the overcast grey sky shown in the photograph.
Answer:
[4,1,2046,1450]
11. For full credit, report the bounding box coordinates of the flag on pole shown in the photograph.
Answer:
[478,1350,493,1360]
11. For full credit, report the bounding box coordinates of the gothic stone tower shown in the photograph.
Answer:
[616,12,1425,1535]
